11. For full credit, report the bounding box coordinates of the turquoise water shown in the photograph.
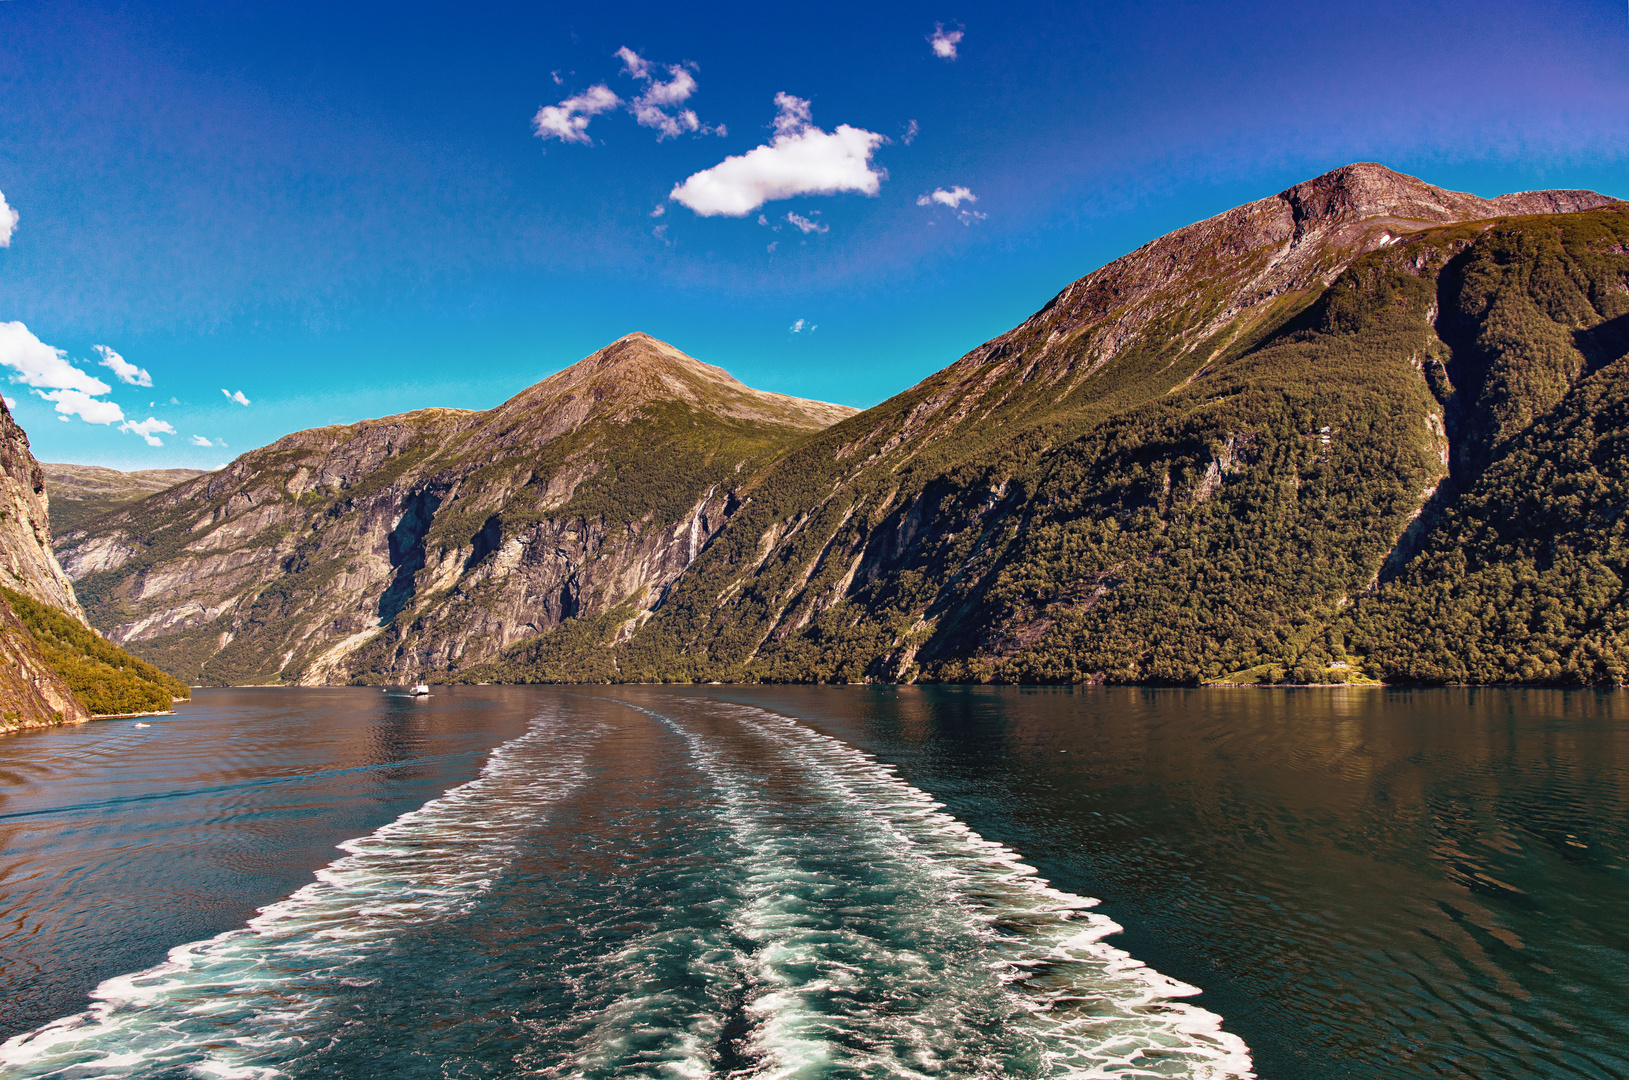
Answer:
[1,686,1625,1078]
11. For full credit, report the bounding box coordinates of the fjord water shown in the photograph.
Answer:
[0,688,1624,1078]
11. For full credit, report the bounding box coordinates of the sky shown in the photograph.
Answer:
[1,0,1627,469]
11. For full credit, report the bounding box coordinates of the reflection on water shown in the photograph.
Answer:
[725,686,1629,1080]
[0,685,1624,1080]
[0,687,538,1038]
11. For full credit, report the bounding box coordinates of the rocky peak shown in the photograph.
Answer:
[493,332,856,437]
[932,163,1618,401]
[0,399,87,623]
[1278,162,1617,242]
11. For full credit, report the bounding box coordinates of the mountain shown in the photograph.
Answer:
[53,164,1628,687]
[1,400,187,730]
[42,463,208,538]
[484,165,1624,686]
[55,334,856,685]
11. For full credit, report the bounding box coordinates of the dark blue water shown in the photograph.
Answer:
[1,686,1625,1079]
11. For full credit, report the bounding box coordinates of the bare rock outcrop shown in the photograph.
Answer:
[1,399,87,623]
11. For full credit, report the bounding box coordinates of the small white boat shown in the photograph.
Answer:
[409,682,430,697]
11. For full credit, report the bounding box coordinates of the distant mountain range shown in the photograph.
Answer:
[46,163,1629,686]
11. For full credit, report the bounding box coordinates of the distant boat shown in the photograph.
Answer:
[409,682,430,697]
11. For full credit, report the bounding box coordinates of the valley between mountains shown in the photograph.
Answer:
[46,163,1629,688]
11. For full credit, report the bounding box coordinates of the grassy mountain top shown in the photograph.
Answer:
[42,463,209,538]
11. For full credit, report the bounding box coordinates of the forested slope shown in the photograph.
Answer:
[467,175,1626,685]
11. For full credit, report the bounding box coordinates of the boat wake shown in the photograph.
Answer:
[0,694,1251,1079]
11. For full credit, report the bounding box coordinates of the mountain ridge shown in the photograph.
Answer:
[53,338,857,685]
[48,162,1629,687]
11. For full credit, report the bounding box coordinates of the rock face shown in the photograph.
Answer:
[1,400,87,623]
[58,334,856,685]
[1,399,95,728]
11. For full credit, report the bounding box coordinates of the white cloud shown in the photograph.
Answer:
[35,388,124,425]
[119,416,176,447]
[651,204,666,217]
[615,46,652,80]
[0,321,112,396]
[929,24,964,59]
[222,388,251,406]
[767,241,778,253]
[0,189,17,247]
[958,209,988,225]
[670,94,886,217]
[917,185,977,208]
[190,434,214,447]
[533,84,621,145]
[94,344,153,387]
[3,395,15,410]
[786,211,828,234]
[615,47,722,141]
[790,318,806,333]
[903,120,919,145]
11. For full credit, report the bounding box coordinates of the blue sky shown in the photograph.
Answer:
[2,0,1627,468]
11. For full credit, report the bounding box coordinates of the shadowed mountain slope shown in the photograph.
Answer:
[55,335,856,685]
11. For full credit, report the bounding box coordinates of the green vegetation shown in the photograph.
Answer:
[0,585,190,713]
[492,206,1629,686]
[1347,215,1629,683]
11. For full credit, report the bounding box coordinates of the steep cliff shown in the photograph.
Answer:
[58,334,855,685]
[1,400,185,728]
[2,400,87,622]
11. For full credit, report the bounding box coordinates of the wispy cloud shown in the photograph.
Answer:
[670,94,886,217]
[2,396,14,410]
[786,211,828,234]
[617,47,720,140]
[902,120,919,145]
[189,434,225,447]
[533,84,621,145]
[929,24,964,60]
[917,186,976,208]
[94,344,153,387]
[119,416,176,447]
[0,190,16,247]
[222,388,251,406]
[790,318,806,332]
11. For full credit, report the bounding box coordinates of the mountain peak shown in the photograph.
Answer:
[497,333,857,435]
[1277,162,1615,234]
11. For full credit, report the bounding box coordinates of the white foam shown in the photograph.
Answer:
[0,712,592,1079]
[650,700,1256,1079]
